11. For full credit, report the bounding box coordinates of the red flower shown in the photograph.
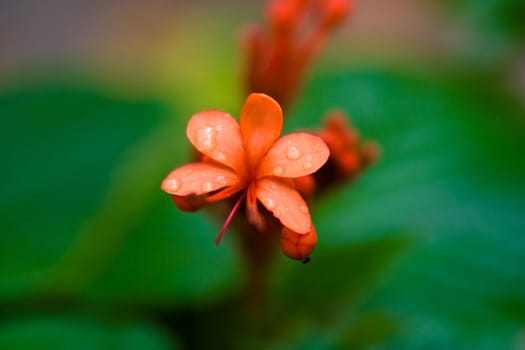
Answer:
[243,0,352,108]
[161,93,329,251]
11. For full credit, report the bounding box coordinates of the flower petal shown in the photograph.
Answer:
[280,225,317,260]
[240,93,283,166]
[161,162,240,196]
[258,132,330,178]
[255,178,311,234]
[171,194,206,212]
[186,110,246,173]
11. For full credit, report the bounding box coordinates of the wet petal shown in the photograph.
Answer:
[186,110,246,173]
[255,178,311,234]
[258,132,329,178]
[171,194,206,212]
[205,183,245,203]
[161,162,240,196]
[240,93,283,166]
[280,225,317,260]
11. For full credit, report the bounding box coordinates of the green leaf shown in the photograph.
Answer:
[0,314,178,350]
[287,69,525,348]
[273,235,412,314]
[83,197,241,307]
[0,82,169,299]
[267,235,410,349]
[0,79,240,307]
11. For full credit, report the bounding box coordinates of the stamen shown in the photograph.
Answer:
[215,191,247,246]
[246,184,266,232]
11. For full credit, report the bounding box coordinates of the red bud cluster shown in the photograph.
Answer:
[243,0,352,109]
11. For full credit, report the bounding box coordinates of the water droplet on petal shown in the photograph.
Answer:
[215,124,223,131]
[286,146,302,160]
[299,205,309,214]
[195,126,217,152]
[273,166,284,176]
[271,183,277,189]
[265,197,277,209]
[202,182,213,192]
[303,162,312,170]
[168,178,181,191]
[216,152,227,162]
[216,175,226,185]
[305,154,313,162]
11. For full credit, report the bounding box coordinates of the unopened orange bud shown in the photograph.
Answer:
[320,0,352,30]
[321,112,358,153]
[280,225,317,260]
[293,174,316,197]
[267,0,306,33]
[338,151,360,176]
[171,194,205,212]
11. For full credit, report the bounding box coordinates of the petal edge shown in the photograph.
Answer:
[256,178,311,234]
[258,132,329,178]
[187,110,246,173]
[161,162,240,196]
[240,93,283,167]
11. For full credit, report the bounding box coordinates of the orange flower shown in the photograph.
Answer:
[161,93,329,246]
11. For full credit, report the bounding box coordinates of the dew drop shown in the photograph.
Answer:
[299,205,309,214]
[216,152,227,162]
[305,154,313,162]
[286,146,302,160]
[168,178,181,191]
[202,182,213,192]
[273,166,284,176]
[215,124,223,131]
[195,126,217,152]
[265,197,277,209]
[303,162,312,170]
[216,175,226,185]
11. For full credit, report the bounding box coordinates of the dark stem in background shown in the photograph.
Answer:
[233,212,281,344]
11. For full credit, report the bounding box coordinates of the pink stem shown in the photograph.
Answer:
[215,191,247,246]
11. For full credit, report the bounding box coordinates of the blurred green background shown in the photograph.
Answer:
[1,0,524,349]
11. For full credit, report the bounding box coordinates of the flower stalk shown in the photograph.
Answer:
[160,0,379,316]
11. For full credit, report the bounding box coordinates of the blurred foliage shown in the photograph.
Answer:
[290,68,525,348]
[1,0,525,344]
[0,314,177,350]
[1,63,524,348]
[444,0,525,40]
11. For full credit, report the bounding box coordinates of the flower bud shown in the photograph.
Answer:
[267,0,307,33]
[280,225,317,260]
[320,0,352,31]
[293,174,316,198]
[171,194,205,212]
